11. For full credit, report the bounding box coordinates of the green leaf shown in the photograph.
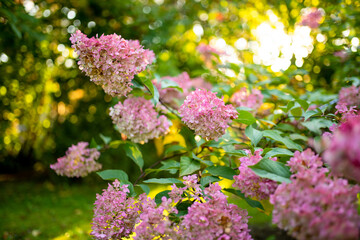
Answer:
[249,158,291,183]
[138,184,150,195]
[109,140,125,148]
[296,99,309,111]
[245,125,263,147]
[155,190,171,205]
[203,166,237,180]
[235,110,256,125]
[301,118,334,135]
[89,138,98,149]
[164,145,186,156]
[263,130,302,151]
[264,148,294,158]
[123,143,144,170]
[180,156,200,176]
[175,200,193,217]
[143,178,183,184]
[289,134,308,142]
[223,188,264,210]
[200,176,221,186]
[290,106,303,119]
[160,78,183,92]
[99,134,111,145]
[142,78,159,105]
[96,169,129,181]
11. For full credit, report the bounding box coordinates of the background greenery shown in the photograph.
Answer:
[0,0,359,239]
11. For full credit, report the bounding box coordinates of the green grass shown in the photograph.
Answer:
[0,180,106,240]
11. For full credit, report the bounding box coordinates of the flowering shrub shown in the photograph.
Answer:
[52,12,360,238]
[50,142,101,177]
[179,89,238,140]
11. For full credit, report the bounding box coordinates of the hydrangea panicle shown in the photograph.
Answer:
[270,168,360,240]
[230,87,263,111]
[323,114,360,182]
[232,149,278,200]
[179,89,238,140]
[286,148,323,173]
[109,97,169,143]
[335,86,360,116]
[50,142,101,177]
[70,30,155,97]
[91,180,143,239]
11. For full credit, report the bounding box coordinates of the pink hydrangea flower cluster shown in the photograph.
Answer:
[50,142,101,177]
[153,72,213,109]
[270,167,360,240]
[335,86,360,115]
[109,97,169,143]
[180,182,252,240]
[133,196,179,240]
[230,87,263,111]
[323,114,360,182]
[70,30,155,97]
[300,8,324,29]
[91,180,143,239]
[286,148,323,173]
[197,43,225,57]
[179,89,238,140]
[232,149,278,200]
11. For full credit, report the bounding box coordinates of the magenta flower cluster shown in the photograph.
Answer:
[50,142,101,177]
[300,8,324,29]
[286,148,323,173]
[335,86,360,115]
[323,114,360,182]
[179,89,238,140]
[230,87,263,111]
[91,180,143,239]
[91,175,252,240]
[70,30,155,97]
[271,166,360,240]
[109,97,169,143]
[232,149,278,200]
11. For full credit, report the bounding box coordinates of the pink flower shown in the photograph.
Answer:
[334,50,348,62]
[230,87,263,111]
[287,149,323,173]
[232,149,278,200]
[180,182,252,240]
[300,8,324,29]
[50,142,101,177]
[179,89,238,140]
[91,180,143,239]
[70,30,155,97]
[270,168,360,240]
[323,114,360,182]
[197,43,225,57]
[109,97,169,143]
[335,86,360,115]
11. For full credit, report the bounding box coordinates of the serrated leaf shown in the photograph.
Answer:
[203,166,236,180]
[264,148,294,158]
[143,178,183,184]
[180,156,200,176]
[245,125,263,147]
[249,158,291,183]
[223,188,264,210]
[300,118,334,135]
[235,110,256,125]
[263,130,302,151]
[96,169,129,181]
[123,143,144,170]
[155,190,171,205]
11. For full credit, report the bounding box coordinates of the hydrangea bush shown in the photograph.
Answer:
[52,9,360,239]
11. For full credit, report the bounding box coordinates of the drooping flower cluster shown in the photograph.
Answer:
[70,30,155,97]
[50,142,101,177]
[109,97,169,143]
[270,167,360,240]
[91,180,143,239]
[323,114,360,182]
[300,8,324,29]
[230,87,263,111]
[179,89,238,140]
[180,182,252,240]
[286,148,323,173]
[232,149,278,200]
[335,86,360,115]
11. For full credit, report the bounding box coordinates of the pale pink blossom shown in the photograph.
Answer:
[300,8,324,29]
[230,87,263,110]
[286,149,323,173]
